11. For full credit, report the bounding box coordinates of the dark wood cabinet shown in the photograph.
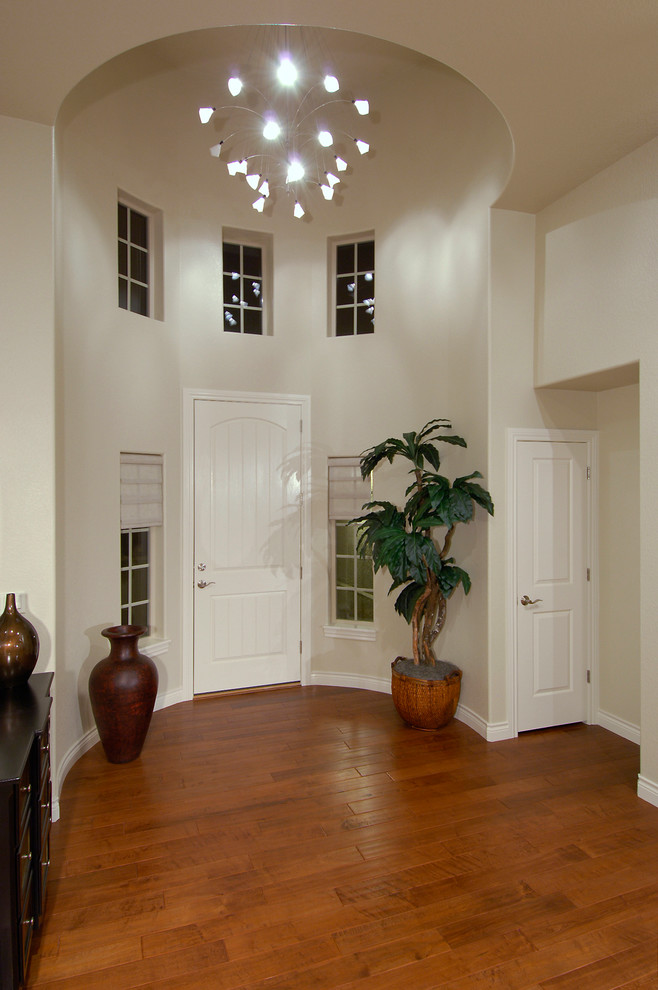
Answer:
[0,673,53,990]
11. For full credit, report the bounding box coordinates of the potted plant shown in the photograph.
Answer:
[354,418,494,729]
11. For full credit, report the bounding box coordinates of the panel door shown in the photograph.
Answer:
[516,440,590,731]
[194,399,302,694]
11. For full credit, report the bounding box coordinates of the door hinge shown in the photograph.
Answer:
[300,640,303,654]
[587,669,591,684]
[586,567,591,581]
[586,466,591,480]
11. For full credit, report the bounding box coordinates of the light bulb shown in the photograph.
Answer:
[228,77,243,96]
[334,156,348,172]
[320,184,334,201]
[199,107,215,124]
[259,179,270,197]
[209,142,223,158]
[318,130,333,148]
[277,57,297,86]
[287,160,305,183]
[263,119,281,141]
[325,172,340,187]
[355,139,369,155]
[252,197,266,213]
[293,201,305,219]
[246,173,260,190]
[324,74,339,93]
[354,100,370,116]
[227,160,248,176]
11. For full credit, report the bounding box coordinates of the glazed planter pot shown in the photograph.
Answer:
[0,593,39,689]
[89,624,158,763]
[391,656,462,730]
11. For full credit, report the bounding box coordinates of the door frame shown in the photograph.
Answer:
[507,428,599,737]
[182,388,312,701]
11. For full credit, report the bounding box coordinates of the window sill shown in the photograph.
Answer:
[139,636,171,658]
[323,625,376,642]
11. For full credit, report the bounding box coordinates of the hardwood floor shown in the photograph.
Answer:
[28,686,658,989]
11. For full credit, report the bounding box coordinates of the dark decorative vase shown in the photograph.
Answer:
[0,593,39,689]
[89,624,158,764]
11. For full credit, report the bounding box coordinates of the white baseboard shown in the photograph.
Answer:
[597,709,641,745]
[310,671,514,741]
[310,670,391,694]
[637,774,658,808]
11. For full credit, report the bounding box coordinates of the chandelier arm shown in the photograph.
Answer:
[293,98,359,132]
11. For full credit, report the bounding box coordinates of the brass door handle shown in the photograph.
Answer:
[520,595,543,606]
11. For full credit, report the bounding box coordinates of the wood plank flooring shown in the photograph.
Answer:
[28,686,658,989]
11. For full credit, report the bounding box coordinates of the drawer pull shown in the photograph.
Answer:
[20,784,31,795]
[20,852,32,862]
[22,916,34,929]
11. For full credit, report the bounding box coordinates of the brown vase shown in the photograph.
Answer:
[0,593,39,689]
[89,624,158,763]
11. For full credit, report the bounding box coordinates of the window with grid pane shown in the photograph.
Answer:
[328,457,374,624]
[121,528,150,627]
[333,235,375,336]
[120,452,163,633]
[223,241,264,334]
[118,202,150,316]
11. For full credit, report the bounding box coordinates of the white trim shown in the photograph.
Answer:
[139,636,171,659]
[310,670,390,694]
[507,428,598,738]
[637,774,658,808]
[182,388,312,699]
[322,625,376,642]
[597,709,641,745]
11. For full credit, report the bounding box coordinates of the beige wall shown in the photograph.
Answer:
[52,36,512,782]
[536,138,658,791]
[488,209,598,730]
[0,114,58,770]
[597,384,640,731]
[1,29,656,807]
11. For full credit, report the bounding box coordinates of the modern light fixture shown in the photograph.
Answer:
[198,40,371,220]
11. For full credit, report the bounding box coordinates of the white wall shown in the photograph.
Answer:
[52,33,512,786]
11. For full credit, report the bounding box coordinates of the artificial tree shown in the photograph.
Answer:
[355,418,494,669]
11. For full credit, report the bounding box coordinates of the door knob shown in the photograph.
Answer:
[197,580,215,589]
[520,595,543,606]
[197,563,206,571]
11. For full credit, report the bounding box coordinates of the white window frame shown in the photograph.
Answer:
[328,232,375,337]
[118,190,164,321]
[222,227,273,335]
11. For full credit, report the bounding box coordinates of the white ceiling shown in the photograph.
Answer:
[1,0,656,212]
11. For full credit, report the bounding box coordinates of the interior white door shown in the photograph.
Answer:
[516,440,590,731]
[194,398,302,694]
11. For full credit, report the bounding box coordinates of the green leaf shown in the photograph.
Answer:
[438,563,471,597]
[393,582,425,623]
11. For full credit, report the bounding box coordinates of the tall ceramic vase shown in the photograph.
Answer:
[89,624,158,764]
[0,593,39,689]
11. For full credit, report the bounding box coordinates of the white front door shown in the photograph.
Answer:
[193,398,302,694]
[515,439,591,731]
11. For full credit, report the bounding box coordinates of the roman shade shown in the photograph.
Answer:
[328,456,371,520]
[120,452,163,529]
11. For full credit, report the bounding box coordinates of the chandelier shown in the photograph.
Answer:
[198,39,371,220]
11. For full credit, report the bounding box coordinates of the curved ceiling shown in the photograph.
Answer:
[2,0,656,212]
